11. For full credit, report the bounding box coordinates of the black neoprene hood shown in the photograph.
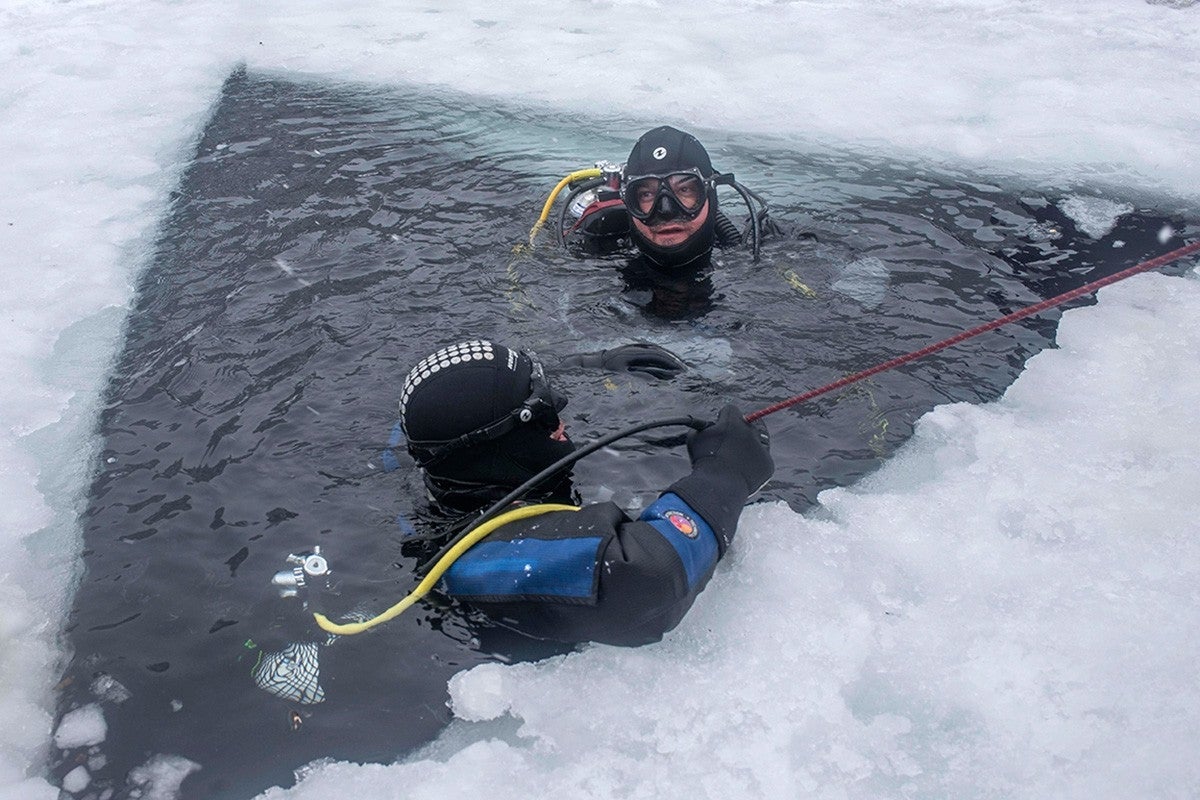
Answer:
[399,340,532,448]
[625,125,715,178]
[624,126,719,270]
[399,340,575,509]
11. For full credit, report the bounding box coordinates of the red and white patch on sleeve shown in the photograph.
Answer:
[664,510,698,539]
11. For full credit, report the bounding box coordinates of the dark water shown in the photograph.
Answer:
[52,68,1197,799]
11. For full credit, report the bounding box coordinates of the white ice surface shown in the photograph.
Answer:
[2,1,1199,798]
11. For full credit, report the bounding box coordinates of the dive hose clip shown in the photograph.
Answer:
[272,547,331,602]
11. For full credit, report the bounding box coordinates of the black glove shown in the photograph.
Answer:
[560,343,686,379]
[666,404,774,555]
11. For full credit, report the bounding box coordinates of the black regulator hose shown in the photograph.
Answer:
[730,180,763,262]
[415,415,707,576]
[713,210,743,248]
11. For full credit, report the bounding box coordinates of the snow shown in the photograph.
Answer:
[127,755,202,800]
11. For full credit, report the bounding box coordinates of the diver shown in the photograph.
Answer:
[396,339,774,646]
[251,340,694,704]
[533,125,776,269]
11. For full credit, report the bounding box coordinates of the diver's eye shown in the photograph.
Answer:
[633,181,660,212]
[668,175,704,209]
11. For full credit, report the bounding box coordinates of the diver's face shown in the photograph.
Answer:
[631,199,710,248]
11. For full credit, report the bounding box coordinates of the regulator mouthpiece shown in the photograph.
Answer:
[272,547,331,599]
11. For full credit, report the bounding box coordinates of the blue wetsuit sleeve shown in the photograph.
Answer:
[636,492,720,591]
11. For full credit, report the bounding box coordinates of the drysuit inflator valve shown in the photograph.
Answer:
[271,547,331,600]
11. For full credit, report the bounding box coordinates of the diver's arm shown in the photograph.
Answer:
[588,494,723,644]
[558,342,686,379]
[567,404,775,644]
[664,404,774,555]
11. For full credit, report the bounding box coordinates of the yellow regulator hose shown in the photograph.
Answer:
[527,168,602,247]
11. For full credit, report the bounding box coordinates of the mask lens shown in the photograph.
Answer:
[549,387,568,414]
[626,177,663,217]
[622,171,708,222]
[665,173,705,212]
[525,357,566,430]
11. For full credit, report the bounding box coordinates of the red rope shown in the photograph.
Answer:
[745,239,1200,424]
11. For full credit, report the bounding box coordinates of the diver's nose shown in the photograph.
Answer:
[656,193,681,221]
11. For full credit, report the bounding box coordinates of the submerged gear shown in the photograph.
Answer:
[252,642,325,705]
[400,340,575,510]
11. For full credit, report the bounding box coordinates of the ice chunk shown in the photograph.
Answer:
[832,256,890,308]
[89,674,131,705]
[53,704,106,749]
[1057,195,1133,239]
[61,766,89,793]
[449,663,514,722]
[126,754,201,800]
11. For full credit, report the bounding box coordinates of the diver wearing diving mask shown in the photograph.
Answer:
[621,126,722,269]
[556,125,775,269]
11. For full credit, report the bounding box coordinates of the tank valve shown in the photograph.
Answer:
[596,159,623,184]
[271,547,331,599]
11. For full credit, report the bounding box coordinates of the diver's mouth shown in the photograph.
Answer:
[649,222,690,234]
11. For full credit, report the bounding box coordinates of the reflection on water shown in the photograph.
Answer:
[53,68,1196,799]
